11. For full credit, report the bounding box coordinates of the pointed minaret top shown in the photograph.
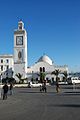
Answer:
[18,20,24,30]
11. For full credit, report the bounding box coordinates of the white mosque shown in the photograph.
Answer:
[27,55,68,82]
[0,21,68,82]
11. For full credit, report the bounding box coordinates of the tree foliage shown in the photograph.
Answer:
[15,73,27,83]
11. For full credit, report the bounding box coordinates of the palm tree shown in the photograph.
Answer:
[16,73,28,83]
[51,69,61,93]
[62,71,68,82]
[51,69,61,82]
[37,72,46,83]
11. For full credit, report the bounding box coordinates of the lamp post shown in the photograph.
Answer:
[0,74,2,98]
[31,71,34,84]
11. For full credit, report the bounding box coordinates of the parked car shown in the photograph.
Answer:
[67,77,80,84]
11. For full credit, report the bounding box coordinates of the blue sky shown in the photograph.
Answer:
[0,0,80,72]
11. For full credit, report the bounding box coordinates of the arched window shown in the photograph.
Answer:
[43,67,45,72]
[40,67,42,72]
[18,51,22,59]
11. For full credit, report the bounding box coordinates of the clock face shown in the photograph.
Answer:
[16,36,23,45]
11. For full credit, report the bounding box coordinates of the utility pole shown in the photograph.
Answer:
[0,74,2,98]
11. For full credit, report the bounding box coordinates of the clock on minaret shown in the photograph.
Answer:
[16,36,23,45]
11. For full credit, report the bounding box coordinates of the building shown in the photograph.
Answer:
[0,21,68,82]
[14,20,27,81]
[27,55,68,82]
[0,54,14,79]
[0,21,27,81]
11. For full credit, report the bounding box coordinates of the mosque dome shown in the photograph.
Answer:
[37,55,53,65]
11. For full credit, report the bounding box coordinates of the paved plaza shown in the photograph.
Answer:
[0,85,80,120]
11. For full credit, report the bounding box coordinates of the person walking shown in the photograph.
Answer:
[42,80,47,93]
[3,83,8,100]
[56,79,60,93]
[9,83,13,95]
[40,85,42,92]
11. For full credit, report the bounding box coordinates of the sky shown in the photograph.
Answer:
[0,0,80,72]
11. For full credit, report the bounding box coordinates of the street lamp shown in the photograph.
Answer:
[0,74,2,98]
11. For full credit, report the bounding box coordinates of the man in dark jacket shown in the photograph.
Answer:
[3,83,8,100]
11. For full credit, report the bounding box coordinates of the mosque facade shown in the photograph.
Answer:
[0,21,68,82]
[27,55,68,82]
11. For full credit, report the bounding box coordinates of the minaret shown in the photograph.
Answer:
[14,21,27,81]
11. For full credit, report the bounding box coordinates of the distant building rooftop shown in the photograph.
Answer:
[0,54,13,58]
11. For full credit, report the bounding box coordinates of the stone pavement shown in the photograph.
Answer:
[0,85,80,120]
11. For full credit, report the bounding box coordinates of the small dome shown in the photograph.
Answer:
[37,55,53,65]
